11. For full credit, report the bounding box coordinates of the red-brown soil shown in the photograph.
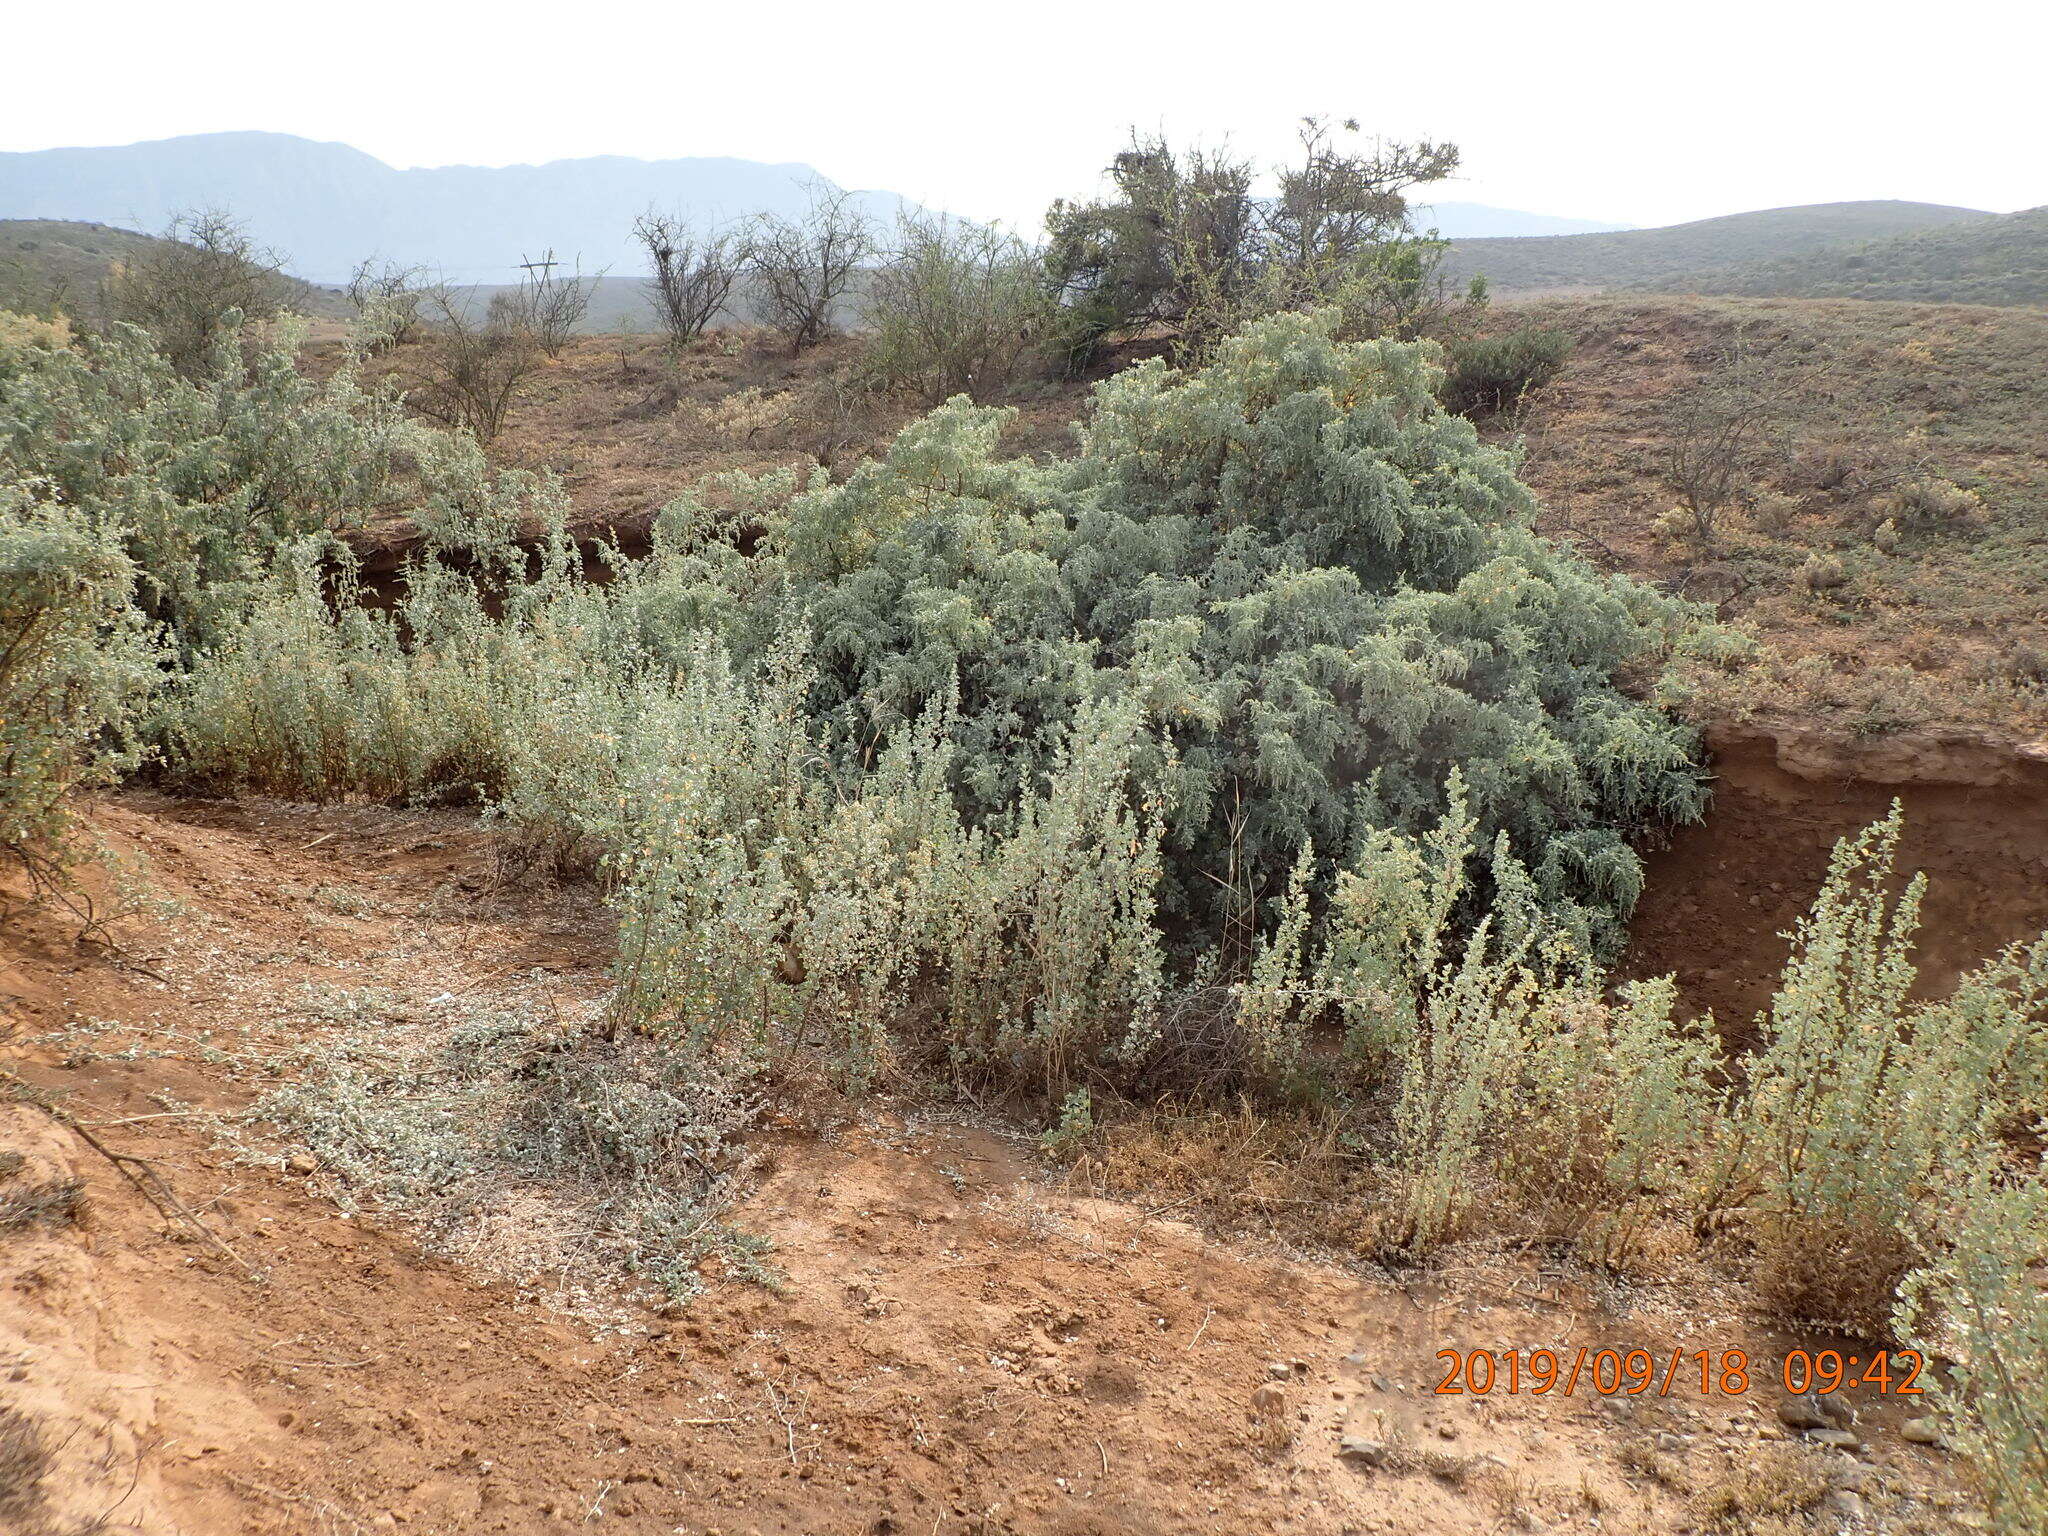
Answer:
[0,790,1982,1535]
[1624,727,2048,1027]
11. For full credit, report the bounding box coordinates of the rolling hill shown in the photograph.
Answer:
[0,217,350,318]
[1646,205,2048,306]
[1442,200,1995,294]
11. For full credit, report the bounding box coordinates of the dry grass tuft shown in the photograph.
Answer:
[1072,1099,1378,1254]
[1747,1214,1919,1342]
[0,1177,85,1232]
[1689,1443,1830,1531]
[0,1406,51,1527]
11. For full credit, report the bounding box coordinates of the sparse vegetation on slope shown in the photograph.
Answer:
[8,233,2048,1536]
[1651,206,2048,307]
[0,216,350,322]
[1482,294,2048,738]
[1441,201,1993,295]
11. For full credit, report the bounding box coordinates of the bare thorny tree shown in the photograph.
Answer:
[345,256,430,350]
[633,212,749,349]
[747,183,878,353]
[407,285,541,444]
[488,251,600,358]
[1663,338,1785,545]
[102,208,288,378]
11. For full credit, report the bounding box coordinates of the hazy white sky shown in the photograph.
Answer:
[5,0,2042,229]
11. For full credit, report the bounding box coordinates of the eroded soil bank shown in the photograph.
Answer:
[1625,726,2048,1029]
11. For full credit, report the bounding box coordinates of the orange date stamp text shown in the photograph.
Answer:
[1433,1348,1925,1398]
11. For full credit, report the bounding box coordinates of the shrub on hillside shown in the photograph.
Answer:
[678,310,1707,958]
[0,313,565,654]
[1439,325,1571,417]
[0,480,155,879]
[486,258,596,358]
[345,258,429,351]
[1899,1175,2048,1536]
[1885,473,1979,533]
[1045,119,1460,367]
[860,214,1049,403]
[411,287,546,443]
[747,184,878,353]
[101,209,286,379]
[152,310,1710,1059]
[1713,810,2048,1334]
[1332,238,1490,345]
[633,212,748,350]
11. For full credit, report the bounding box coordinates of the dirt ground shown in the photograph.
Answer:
[0,791,1983,1535]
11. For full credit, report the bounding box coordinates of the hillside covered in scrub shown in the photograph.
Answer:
[1440,200,1993,294]
[0,217,350,320]
[1648,206,2048,307]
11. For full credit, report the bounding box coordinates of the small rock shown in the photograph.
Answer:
[1371,1375,1392,1393]
[1251,1384,1287,1418]
[1901,1416,1945,1447]
[1338,1437,1387,1468]
[1510,1510,1545,1533]
[1778,1394,1830,1430]
[1806,1427,1861,1450]
[1436,1423,1459,1441]
[285,1152,316,1175]
[1827,1490,1866,1522]
[1655,1432,1684,1453]
[1268,1361,1292,1380]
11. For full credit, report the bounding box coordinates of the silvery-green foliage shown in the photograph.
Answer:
[157,547,576,803]
[600,680,1169,1098]
[597,633,818,1051]
[682,310,1707,955]
[0,316,567,654]
[1715,807,2048,1334]
[1305,786,1719,1254]
[1313,776,1479,1067]
[972,696,1169,1090]
[1897,1175,2048,1536]
[0,476,158,859]
[1233,843,1317,1076]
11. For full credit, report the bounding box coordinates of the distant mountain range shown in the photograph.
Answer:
[1441,200,1997,294]
[0,132,930,284]
[3,132,1643,285]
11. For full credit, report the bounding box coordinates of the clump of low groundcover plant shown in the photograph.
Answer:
[244,993,769,1301]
